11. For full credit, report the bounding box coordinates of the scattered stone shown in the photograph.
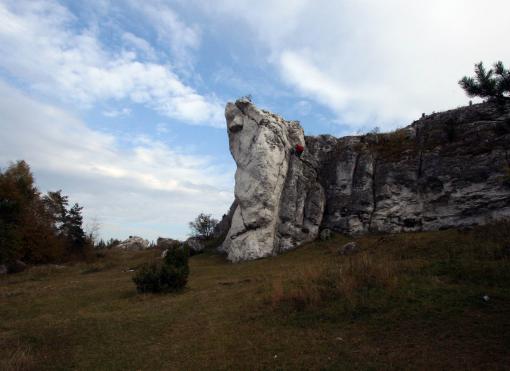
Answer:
[320,228,332,241]
[0,265,7,275]
[483,295,490,302]
[185,237,205,254]
[338,242,358,256]
[8,260,27,273]
[116,236,150,251]
[157,237,180,250]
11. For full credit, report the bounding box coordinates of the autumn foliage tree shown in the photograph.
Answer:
[0,161,90,267]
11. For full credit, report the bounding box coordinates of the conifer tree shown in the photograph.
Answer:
[459,61,510,100]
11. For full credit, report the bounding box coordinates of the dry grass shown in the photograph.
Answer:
[0,340,34,371]
[1,224,510,370]
[268,250,399,312]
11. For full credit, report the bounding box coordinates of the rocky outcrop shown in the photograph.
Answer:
[221,98,510,262]
[117,236,150,250]
[185,237,205,254]
[157,237,180,249]
[222,98,324,262]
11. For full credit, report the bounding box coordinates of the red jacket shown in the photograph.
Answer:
[295,144,304,154]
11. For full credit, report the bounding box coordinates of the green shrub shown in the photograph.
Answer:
[133,245,189,293]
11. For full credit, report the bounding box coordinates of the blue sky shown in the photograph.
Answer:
[1,0,509,241]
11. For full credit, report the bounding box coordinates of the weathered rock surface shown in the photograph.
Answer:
[185,237,205,254]
[117,236,149,250]
[220,99,510,262]
[221,98,325,262]
[157,237,180,250]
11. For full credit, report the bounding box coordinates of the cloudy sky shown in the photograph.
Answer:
[1,0,509,241]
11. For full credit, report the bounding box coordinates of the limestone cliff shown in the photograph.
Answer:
[221,98,510,262]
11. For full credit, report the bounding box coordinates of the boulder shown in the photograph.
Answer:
[8,260,27,273]
[117,236,149,251]
[0,264,7,275]
[185,237,205,254]
[338,242,358,256]
[157,237,180,249]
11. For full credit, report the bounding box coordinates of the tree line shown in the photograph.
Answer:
[0,160,90,267]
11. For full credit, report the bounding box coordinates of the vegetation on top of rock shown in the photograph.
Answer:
[459,61,510,101]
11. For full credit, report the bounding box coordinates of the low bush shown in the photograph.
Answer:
[133,244,189,293]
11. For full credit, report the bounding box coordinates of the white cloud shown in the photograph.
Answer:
[103,107,131,117]
[121,32,158,61]
[0,81,234,241]
[280,51,349,112]
[128,1,201,68]
[0,0,223,127]
[205,0,510,130]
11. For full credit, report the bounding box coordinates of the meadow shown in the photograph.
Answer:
[1,224,510,370]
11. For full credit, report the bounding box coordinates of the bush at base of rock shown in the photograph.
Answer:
[133,244,189,293]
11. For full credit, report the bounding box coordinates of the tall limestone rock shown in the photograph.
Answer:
[221,98,510,262]
[222,98,325,262]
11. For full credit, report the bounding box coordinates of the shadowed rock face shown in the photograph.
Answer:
[221,99,510,262]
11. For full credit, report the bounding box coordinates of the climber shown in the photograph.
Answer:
[294,143,304,158]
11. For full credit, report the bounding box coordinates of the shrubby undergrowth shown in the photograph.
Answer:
[133,244,189,293]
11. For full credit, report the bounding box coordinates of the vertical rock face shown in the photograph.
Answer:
[222,99,325,262]
[221,99,510,262]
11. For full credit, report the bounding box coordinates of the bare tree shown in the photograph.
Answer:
[189,213,218,239]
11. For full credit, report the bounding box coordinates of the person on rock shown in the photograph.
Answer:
[294,144,304,158]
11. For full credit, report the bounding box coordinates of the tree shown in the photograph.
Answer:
[42,190,68,235]
[84,216,101,246]
[0,161,63,264]
[189,213,218,239]
[64,203,87,251]
[459,61,510,101]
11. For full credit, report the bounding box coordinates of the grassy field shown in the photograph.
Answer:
[1,225,510,370]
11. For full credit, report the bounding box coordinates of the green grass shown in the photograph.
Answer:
[1,226,510,370]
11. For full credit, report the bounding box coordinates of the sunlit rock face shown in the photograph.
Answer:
[221,99,510,262]
[221,99,324,262]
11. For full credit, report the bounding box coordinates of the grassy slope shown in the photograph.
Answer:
[1,227,510,370]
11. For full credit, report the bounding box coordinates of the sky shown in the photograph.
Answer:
[1,0,509,242]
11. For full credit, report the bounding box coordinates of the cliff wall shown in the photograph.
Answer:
[221,98,510,261]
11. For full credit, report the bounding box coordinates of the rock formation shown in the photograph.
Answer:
[221,98,510,262]
[117,236,150,250]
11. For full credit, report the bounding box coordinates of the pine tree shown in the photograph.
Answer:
[42,190,68,235]
[64,203,86,251]
[459,61,510,100]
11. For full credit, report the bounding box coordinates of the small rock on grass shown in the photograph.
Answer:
[338,242,358,256]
